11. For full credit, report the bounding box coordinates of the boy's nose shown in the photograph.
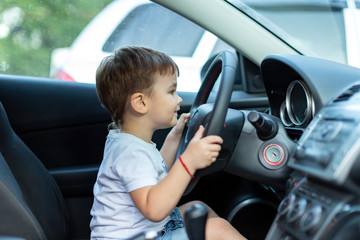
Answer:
[178,95,183,104]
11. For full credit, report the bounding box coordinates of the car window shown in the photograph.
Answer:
[0,1,112,78]
[103,3,205,57]
[1,0,235,93]
[49,1,234,92]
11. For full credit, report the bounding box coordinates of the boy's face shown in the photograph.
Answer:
[147,72,183,130]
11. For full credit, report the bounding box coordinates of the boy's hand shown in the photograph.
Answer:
[160,113,191,168]
[181,125,223,172]
[171,113,191,136]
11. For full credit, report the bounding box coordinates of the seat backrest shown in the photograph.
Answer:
[0,102,69,240]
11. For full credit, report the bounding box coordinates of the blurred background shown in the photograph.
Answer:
[0,0,112,77]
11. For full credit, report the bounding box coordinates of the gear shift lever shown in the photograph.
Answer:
[185,203,208,240]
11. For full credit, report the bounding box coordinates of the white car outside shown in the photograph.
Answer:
[50,0,234,92]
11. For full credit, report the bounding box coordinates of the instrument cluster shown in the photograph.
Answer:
[280,80,315,127]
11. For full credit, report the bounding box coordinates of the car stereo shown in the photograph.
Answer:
[288,84,360,186]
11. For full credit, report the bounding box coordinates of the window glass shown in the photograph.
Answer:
[254,7,346,64]
[236,0,348,64]
[103,4,205,57]
[0,1,112,78]
[0,0,235,93]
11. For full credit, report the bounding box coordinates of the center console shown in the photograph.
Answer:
[266,84,360,240]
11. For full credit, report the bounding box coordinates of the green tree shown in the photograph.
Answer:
[0,0,112,77]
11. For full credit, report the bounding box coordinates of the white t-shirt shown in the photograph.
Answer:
[90,130,170,239]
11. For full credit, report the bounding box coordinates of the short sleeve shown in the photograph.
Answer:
[112,146,159,192]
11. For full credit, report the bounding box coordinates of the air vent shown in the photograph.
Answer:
[333,84,360,102]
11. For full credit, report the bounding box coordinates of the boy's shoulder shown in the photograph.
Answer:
[107,130,157,150]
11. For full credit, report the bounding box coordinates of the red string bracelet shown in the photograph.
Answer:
[179,155,194,179]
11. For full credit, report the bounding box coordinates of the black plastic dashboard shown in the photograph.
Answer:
[261,55,360,240]
[261,54,360,138]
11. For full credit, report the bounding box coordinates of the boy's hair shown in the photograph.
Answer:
[96,46,179,126]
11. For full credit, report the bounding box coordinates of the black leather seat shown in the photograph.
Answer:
[0,102,69,240]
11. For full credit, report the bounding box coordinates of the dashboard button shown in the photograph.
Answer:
[278,194,296,216]
[300,205,323,232]
[286,198,307,222]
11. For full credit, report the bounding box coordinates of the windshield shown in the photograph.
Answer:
[227,0,360,67]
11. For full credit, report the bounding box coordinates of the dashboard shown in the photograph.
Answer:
[260,55,360,240]
[261,54,360,139]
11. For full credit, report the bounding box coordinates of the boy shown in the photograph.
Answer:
[90,46,245,240]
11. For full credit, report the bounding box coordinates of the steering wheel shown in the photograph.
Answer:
[176,50,238,194]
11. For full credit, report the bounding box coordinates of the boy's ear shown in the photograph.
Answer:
[130,93,148,114]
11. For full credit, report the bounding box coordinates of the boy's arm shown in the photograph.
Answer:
[130,159,193,222]
[160,113,190,169]
[131,126,223,222]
